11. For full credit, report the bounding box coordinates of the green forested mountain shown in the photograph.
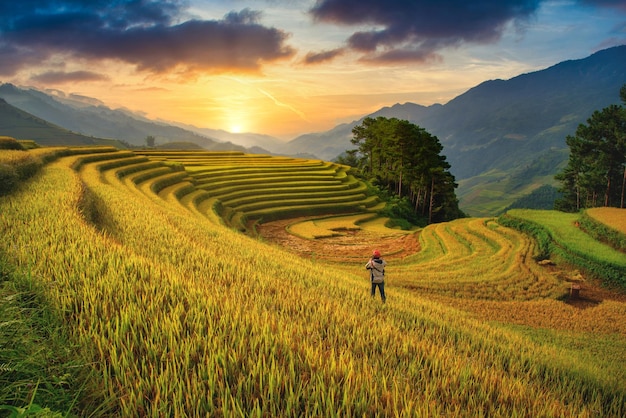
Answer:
[503,185,563,212]
[285,45,626,216]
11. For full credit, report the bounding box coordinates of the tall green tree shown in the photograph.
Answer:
[556,85,626,211]
[349,117,463,223]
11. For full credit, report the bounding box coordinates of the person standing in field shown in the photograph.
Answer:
[366,249,387,303]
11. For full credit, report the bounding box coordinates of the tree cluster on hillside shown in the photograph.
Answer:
[339,117,464,224]
[503,185,563,212]
[145,135,156,147]
[556,85,626,211]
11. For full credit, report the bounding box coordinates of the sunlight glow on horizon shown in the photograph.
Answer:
[5,1,624,140]
[229,124,243,133]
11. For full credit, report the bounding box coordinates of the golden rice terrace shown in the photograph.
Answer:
[1,146,625,417]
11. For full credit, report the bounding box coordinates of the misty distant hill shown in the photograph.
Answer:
[0,83,247,152]
[284,45,626,216]
[165,122,286,155]
[0,98,125,147]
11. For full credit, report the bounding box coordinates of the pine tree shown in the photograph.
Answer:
[556,85,626,211]
[350,117,463,224]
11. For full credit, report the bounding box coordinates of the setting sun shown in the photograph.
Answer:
[1,0,624,140]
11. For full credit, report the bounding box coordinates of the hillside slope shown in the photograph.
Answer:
[0,98,125,147]
[1,147,625,416]
[0,83,246,151]
[2,46,625,216]
[285,45,626,216]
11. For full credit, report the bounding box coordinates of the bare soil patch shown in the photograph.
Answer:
[256,217,420,263]
[545,263,626,309]
[562,277,626,308]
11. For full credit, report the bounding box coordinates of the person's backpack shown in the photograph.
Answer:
[369,260,385,283]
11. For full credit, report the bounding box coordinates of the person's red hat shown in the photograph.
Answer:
[373,249,381,258]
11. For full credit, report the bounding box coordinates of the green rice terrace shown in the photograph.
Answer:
[1,145,625,417]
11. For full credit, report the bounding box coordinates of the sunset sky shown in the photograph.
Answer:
[1,1,625,140]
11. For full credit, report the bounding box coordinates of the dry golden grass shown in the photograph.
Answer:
[288,214,408,239]
[1,148,625,417]
[587,207,626,234]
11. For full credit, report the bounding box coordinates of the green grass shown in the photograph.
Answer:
[506,210,626,266]
[500,209,626,288]
[0,256,98,416]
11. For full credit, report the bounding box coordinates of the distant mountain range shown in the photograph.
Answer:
[0,97,125,147]
[1,45,625,216]
[283,45,626,215]
[0,83,249,152]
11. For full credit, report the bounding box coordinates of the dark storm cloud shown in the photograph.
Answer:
[30,70,109,84]
[308,0,543,63]
[303,48,345,64]
[0,43,43,76]
[0,1,295,76]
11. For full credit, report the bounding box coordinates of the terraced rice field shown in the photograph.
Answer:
[82,148,625,328]
[133,150,383,232]
[71,148,626,311]
[2,147,625,417]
